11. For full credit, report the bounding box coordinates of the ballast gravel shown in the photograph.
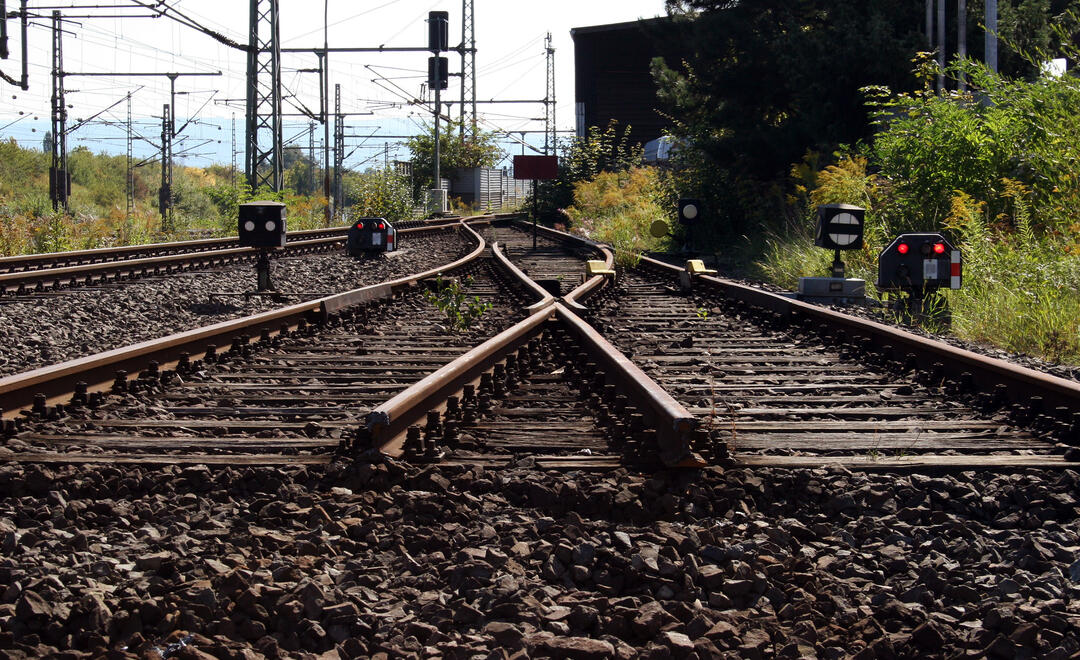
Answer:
[1,460,1078,659]
[0,232,471,378]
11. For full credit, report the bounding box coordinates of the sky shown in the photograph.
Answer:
[0,0,667,171]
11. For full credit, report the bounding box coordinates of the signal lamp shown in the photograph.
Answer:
[897,243,909,254]
[356,222,364,230]
[378,222,385,230]
[933,242,946,254]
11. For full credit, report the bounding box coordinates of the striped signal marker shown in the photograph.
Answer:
[950,251,962,289]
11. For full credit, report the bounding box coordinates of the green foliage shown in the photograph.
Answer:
[653,1,925,235]
[424,275,492,332]
[756,52,1080,364]
[342,169,413,223]
[535,120,644,224]
[566,166,673,267]
[406,120,503,194]
[867,52,1080,233]
[944,185,1080,363]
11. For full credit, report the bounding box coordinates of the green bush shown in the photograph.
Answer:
[756,53,1080,364]
[343,169,414,224]
[566,166,674,267]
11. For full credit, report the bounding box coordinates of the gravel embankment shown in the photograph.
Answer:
[0,232,471,378]
[1,460,1077,659]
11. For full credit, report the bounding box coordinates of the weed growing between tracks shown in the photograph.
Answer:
[424,275,493,332]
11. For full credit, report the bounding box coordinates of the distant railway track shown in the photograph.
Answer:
[0,215,473,295]
[1,216,1078,473]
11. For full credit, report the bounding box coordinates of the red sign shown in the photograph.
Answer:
[513,155,558,180]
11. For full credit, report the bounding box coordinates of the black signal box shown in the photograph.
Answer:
[428,56,449,90]
[238,201,287,248]
[678,198,701,225]
[815,204,865,251]
[428,11,449,52]
[877,233,961,293]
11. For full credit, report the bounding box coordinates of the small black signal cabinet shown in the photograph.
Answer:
[877,233,961,292]
[238,201,287,248]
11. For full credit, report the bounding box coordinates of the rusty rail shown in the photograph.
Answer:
[551,302,698,466]
[0,220,489,416]
[365,308,555,452]
[638,255,1080,415]
[0,216,505,293]
[362,239,698,466]
[490,241,555,311]
[0,226,350,274]
[501,217,615,306]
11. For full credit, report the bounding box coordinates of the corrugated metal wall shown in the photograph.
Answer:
[450,167,529,210]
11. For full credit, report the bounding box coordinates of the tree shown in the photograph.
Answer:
[653,1,926,233]
[405,120,502,196]
[342,168,413,223]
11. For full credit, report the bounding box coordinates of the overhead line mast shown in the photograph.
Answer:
[459,0,475,144]
[544,32,555,156]
[245,0,283,192]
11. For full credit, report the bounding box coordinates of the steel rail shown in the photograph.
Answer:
[0,221,482,294]
[551,301,699,466]
[637,255,1080,415]
[489,240,555,312]
[502,217,616,306]
[0,213,507,277]
[364,239,699,467]
[0,220,489,417]
[0,226,350,273]
[365,307,555,453]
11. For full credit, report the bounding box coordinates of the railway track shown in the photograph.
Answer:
[585,267,1071,470]
[5,213,1080,660]
[1,217,1078,474]
[0,215,474,295]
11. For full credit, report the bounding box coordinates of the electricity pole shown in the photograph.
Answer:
[333,83,344,215]
[544,33,556,156]
[160,104,172,229]
[937,0,945,93]
[985,0,997,72]
[319,50,331,225]
[126,92,133,219]
[459,0,476,144]
[64,70,220,230]
[308,121,315,196]
[245,0,283,192]
[49,11,68,213]
[958,0,967,91]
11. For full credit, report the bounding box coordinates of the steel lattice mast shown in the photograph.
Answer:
[49,10,68,212]
[245,0,283,191]
[459,0,476,143]
[544,32,555,156]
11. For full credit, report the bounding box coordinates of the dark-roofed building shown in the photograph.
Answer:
[571,17,688,149]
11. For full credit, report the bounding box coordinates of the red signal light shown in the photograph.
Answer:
[897,243,909,255]
[378,222,385,230]
[355,222,364,230]
[933,242,946,254]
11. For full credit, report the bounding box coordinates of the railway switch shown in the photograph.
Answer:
[877,233,961,294]
[238,201,286,292]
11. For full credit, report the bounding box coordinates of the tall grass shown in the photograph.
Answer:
[756,158,1080,365]
[566,167,674,267]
